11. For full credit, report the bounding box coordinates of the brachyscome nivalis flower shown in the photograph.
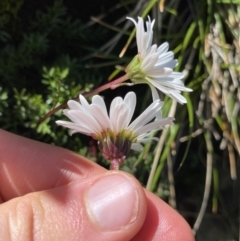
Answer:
[56,92,174,169]
[125,16,192,104]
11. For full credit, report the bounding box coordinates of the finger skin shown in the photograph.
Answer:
[0,129,194,241]
[0,172,147,241]
[132,190,195,241]
[0,129,105,200]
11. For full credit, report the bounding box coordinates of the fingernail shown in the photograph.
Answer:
[86,174,139,230]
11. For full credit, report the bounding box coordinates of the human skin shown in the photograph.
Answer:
[0,129,195,241]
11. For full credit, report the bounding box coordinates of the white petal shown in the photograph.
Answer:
[146,29,153,50]
[149,80,187,104]
[67,110,102,133]
[144,67,172,77]
[149,77,191,92]
[126,17,137,27]
[128,16,155,57]
[67,100,82,110]
[89,104,111,130]
[79,95,90,111]
[168,72,185,79]
[157,42,169,54]
[150,81,187,104]
[149,84,160,102]
[109,96,124,124]
[92,95,108,114]
[155,59,177,69]
[112,103,129,132]
[169,91,187,104]
[145,17,154,51]
[142,52,159,72]
[146,44,157,56]
[128,100,163,131]
[137,17,145,53]
[141,33,149,57]
[56,121,92,135]
[134,117,174,135]
[147,78,172,94]
[149,84,162,119]
[157,51,174,64]
[123,92,136,126]
[131,143,143,152]
[63,109,83,124]
[167,83,192,92]
[137,137,159,143]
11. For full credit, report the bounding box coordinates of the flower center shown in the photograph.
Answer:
[95,129,136,168]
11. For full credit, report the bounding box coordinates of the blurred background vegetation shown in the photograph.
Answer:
[0,0,240,240]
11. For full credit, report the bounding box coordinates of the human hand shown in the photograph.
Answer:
[0,129,194,241]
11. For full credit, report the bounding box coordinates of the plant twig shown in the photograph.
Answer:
[36,75,128,128]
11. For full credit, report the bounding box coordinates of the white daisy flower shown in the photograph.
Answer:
[125,16,192,104]
[56,92,174,169]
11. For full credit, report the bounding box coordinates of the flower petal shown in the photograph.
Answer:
[89,104,112,130]
[128,100,163,131]
[92,95,108,115]
[149,84,162,119]
[112,103,129,132]
[79,95,90,111]
[144,67,172,78]
[123,92,136,126]
[158,51,174,64]
[149,77,191,92]
[67,110,102,133]
[130,143,143,152]
[62,109,84,124]
[56,121,92,135]
[155,59,177,69]
[67,100,82,110]
[134,117,174,135]
[157,42,169,54]
[137,136,159,143]
[109,96,124,124]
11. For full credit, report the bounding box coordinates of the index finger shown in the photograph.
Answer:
[0,129,105,201]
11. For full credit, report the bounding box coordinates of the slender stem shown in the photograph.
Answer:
[192,129,213,235]
[167,153,176,209]
[110,160,120,170]
[146,100,177,190]
[36,75,128,128]
[146,128,168,190]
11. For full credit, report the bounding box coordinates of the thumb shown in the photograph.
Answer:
[0,171,147,241]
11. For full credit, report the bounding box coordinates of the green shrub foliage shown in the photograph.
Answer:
[0,0,109,159]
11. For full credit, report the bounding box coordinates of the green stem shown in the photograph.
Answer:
[36,75,129,128]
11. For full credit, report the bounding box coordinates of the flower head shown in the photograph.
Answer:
[56,92,173,169]
[126,16,192,104]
